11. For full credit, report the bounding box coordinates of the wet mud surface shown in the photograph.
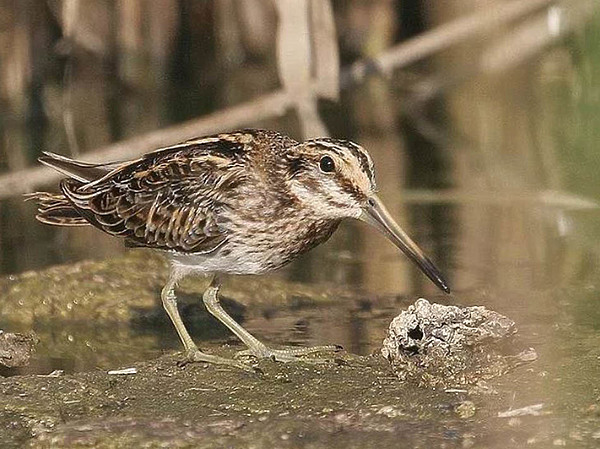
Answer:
[0,354,451,448]
[1,253,600,448]
[0,353,552,449]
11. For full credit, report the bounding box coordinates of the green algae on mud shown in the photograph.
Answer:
[0,251,353,326]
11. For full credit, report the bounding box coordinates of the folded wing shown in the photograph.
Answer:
[36,138,250,254]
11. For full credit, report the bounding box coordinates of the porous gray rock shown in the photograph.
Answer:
[381,298,535,388]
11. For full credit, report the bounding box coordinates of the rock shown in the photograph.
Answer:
[455,400,476,419]
[0,330,38,369]
[381,298,536,388]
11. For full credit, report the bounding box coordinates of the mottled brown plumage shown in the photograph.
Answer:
[30,129,448,369]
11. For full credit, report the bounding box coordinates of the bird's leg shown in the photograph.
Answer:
[161,269,254,371]
[202,276,342,363]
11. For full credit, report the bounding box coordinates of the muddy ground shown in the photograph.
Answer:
[1,253,598,448]
[2,352,485,448]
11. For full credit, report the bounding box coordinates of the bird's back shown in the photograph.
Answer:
[31,130,297,255]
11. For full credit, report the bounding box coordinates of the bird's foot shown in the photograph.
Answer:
[235,343,343,363]
[181,348,259,373]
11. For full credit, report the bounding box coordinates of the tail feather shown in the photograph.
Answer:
[29,152,123,227]
[25,192,89,226]
[39,152,119,183]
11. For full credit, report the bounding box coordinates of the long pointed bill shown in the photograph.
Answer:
[359,195,450,294]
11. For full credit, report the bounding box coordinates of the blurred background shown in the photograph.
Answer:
[2,0,599,295]
[1,0,600,353]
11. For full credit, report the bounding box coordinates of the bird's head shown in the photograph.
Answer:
[286,138,450,294]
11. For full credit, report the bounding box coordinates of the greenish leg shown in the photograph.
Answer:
[161,270,254,371]
[202,276,342,363]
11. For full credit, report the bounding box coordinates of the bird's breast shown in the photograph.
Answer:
[208,211,341,274]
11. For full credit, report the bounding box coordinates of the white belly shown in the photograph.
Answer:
[167,242,287,275]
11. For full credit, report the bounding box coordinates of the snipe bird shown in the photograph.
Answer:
[31,129,449,370]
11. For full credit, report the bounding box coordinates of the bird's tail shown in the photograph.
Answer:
[25,191,89,226]
[26,151,117,227]
[38,151,118,182]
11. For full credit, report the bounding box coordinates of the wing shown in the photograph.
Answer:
[60,141,248,254]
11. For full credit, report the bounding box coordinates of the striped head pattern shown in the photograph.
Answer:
[286,138,377,220]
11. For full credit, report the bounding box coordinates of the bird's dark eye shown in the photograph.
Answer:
[319,156,335,173]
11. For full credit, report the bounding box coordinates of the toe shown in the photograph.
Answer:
[181,350,259,373]
[235,344,343,363]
